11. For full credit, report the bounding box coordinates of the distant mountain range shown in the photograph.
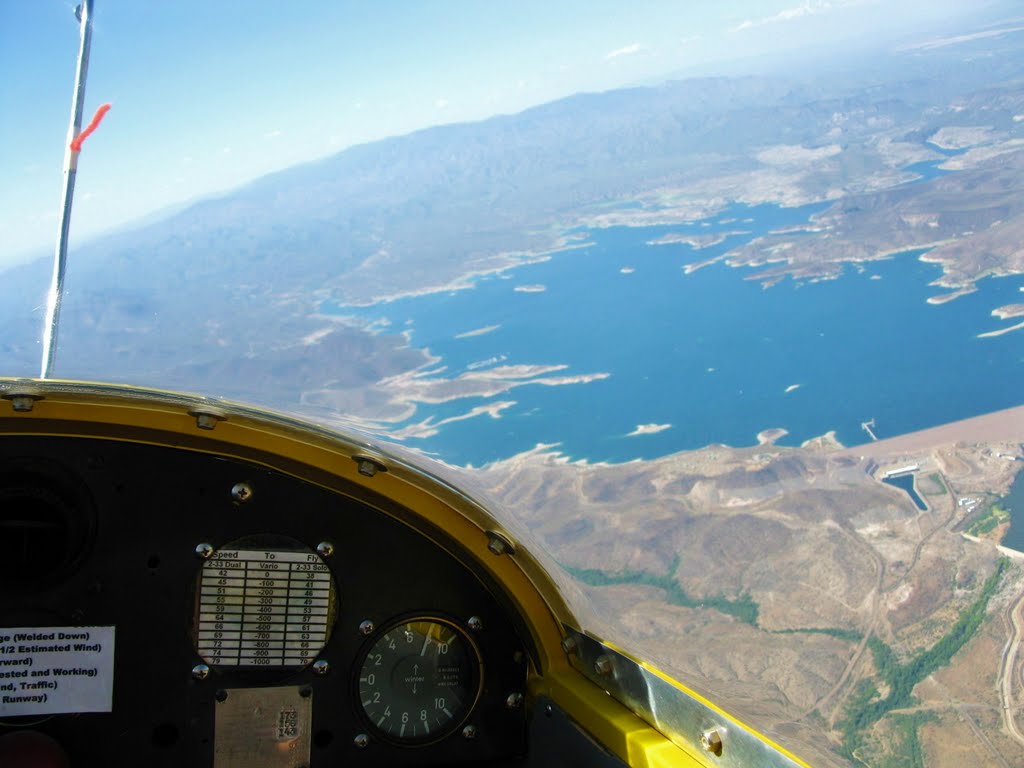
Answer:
[2,24,1022,411]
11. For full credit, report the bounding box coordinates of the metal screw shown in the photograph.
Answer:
[701,728,724,756]
[353,733,369,749]
[215,689,228,703]
[312,659,330,675]
[299,685,312,698]
[594,654,614,677]
[191,664,210,681]
[5,394,40,412]
[358,620,375,636]
[316,541,335,558]
[195,542,215,559]
[230,482,253,503]
[352,454,387,477]
[190,409,226,430]
[505,692,524,710]
[486,530,516,556]
[544,704,553,718]
[467,616,484,632]
[560,636,578,655]
[461,724,478,740]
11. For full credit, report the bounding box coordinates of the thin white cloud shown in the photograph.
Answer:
[264,129,282,139]
[732,1,859,32]
[901,24,1024,51]
[605,43,646,61]
[435,98,449,109]
[29,210,59,225]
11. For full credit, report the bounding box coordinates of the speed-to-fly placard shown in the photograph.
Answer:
[196,550,334,669]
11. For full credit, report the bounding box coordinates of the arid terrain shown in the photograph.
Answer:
[453,410,1024,767]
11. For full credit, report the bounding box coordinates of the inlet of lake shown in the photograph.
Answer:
[326,199,1024,467]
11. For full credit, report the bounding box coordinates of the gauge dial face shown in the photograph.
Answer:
[357,618,482,745]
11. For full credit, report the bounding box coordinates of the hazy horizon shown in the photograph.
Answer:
[1,0,1013,270]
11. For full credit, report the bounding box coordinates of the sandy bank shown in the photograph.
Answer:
[978,320,1024,338]
[757,428,789,445]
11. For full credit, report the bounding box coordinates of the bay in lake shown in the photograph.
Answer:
[326,200,1024,466]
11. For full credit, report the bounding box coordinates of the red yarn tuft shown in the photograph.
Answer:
[70,103,111,152]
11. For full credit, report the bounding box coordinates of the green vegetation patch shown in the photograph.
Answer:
[565,554,759,625]
[922,472,947,496]
[888,712,936,768]
[860,712,937,768]
[967,503,1010,537]
[839,558,1010,758]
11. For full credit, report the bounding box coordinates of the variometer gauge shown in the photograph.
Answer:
[355,617,483,745]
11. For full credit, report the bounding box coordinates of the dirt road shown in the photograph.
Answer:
[998,586,1024,748]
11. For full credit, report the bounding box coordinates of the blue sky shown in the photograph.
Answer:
[0,0,1000,268]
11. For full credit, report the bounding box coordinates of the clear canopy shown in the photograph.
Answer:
[2,3,1024,766]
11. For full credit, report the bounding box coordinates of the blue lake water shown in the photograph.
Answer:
[1000,470,1024,552]
[901,159,952,186]
[898,145,966,188]
[882,475,928,511]
[326,200,1024,466]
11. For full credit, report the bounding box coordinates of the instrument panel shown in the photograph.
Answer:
[0,382,820,768]
[0,435,528,766]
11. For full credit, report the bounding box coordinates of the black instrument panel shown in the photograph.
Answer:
[0,435,528,766]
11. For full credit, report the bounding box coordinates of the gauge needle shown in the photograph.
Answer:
[420,634,430,657]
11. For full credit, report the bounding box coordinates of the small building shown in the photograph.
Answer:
[883,464,919,479]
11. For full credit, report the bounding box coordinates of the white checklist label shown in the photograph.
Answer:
[0,626,115,717]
